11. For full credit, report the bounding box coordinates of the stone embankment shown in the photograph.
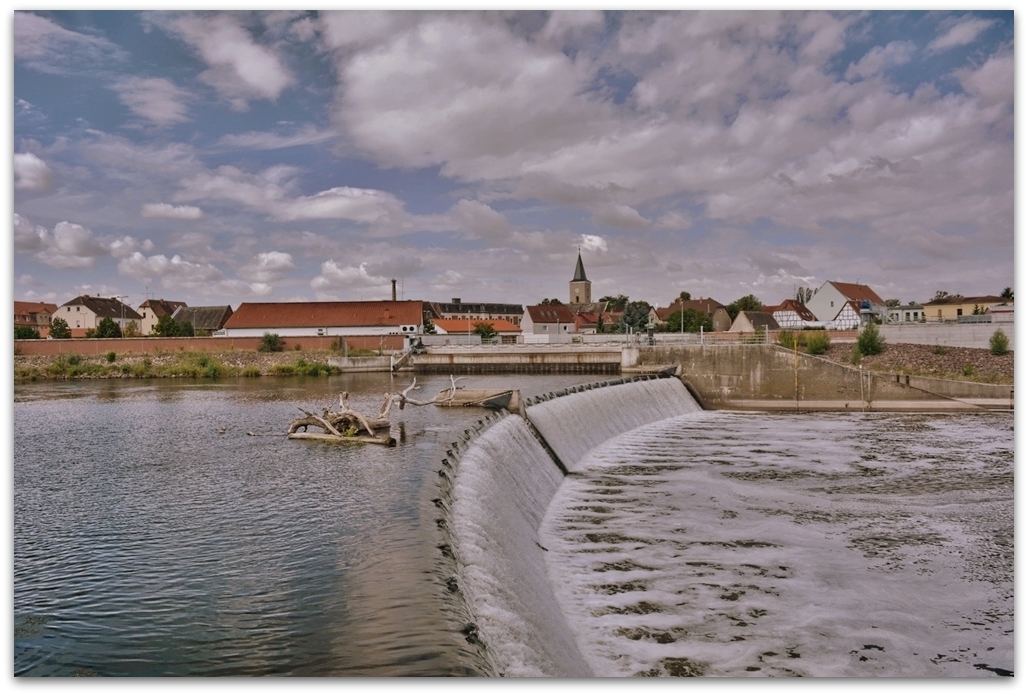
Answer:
[817,342,1013,384]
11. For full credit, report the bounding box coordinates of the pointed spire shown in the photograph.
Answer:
[572,247,587,282]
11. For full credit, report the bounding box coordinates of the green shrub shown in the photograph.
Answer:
[850,343,863,365]
[962,364,976,378]
[106,351,117,363]
[804,331,831,355]
[259,333,285,352]
[67,354,81,366]
[989,328,1009,356]
[777,330,796,349]
[856,322,885,356]
[932,344,947,355]
[242,366,262,377]
[14,325,41,340]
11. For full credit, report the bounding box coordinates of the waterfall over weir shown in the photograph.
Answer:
[448,376,700,677]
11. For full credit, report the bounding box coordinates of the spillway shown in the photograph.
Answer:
[447,375,700,676]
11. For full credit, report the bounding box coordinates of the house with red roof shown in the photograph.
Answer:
[522,304,576,341]
[762,299,820,330]
[806,281,886,330]
[14,301,58,330]
[432,317,522,344]
[218,300,424,338]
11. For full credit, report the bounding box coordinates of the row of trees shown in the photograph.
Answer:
[19,315,195,340]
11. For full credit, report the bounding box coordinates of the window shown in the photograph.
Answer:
[830,301,834,308]
[956,308,963,316]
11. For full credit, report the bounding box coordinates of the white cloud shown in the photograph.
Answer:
[117,250,269,296]
[150,12,294,109]
[35,221,110,270]
[111,77,191,126]
[580,234,608,252]
[13,152,54,191]
[276,186,406,224]
[13,11,127,74]
[310,260,391,298]
[845,41,916,81]
[141,203,204,219]
[108,235,154,259]
[927,16,997,53]
[238,251,296,283]
[13,213,47,252]
[955,52,1015,107]
[215,126,337,150]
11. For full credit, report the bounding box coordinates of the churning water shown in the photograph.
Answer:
[449,378,1014,677]
[14,374,1014,677]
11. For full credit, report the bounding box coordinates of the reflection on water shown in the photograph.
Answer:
[14,374,597,676]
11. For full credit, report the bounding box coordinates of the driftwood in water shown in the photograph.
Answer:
[287,391,397,445]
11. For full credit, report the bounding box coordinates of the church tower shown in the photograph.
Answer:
[569,248,591,305]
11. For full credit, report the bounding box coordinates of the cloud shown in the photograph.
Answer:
[13,11,127,75]
[149,12,294,109]
[118,250,270,295]
[110,77,191,126]
[14,213,47,252]
[592,205,649,230]
[580,234,608,252]
[141,203,204,219]
[955,51,1014,107]
[238,251,296,283]
[34,221,110,270]
[845,41,916,81]
[215,126,338,150]
[310,260,392,298]
[275,186,406,224]
[449,199,512,240]
[927,15,997,53]
[13,152,53,191]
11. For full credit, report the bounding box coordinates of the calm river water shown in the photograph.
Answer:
[13,373,596,676]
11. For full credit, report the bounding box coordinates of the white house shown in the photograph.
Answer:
[886,304,925,324]
[728,311,781,333]
[762,299,820,330]
[522,305,576,342]
[806,281,886,329]
[218,300,424,338]
[55,295,142,331]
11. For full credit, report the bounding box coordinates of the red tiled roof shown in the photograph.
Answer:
[526,304,575,323]
[923,295,1007,307]
[223,301,424,329]
[433,318,521,334]
[829,282,885,305]
[765,299,816,321]
[14,301,58,316]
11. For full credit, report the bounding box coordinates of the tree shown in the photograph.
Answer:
[473,321,497,341]
[667,308,712,333]
[726,294,762,321]
[618,301,651,333]
[423,317,437,335]
[856,321,885,356]
[795,287,813,304]
[123,320,141,337]
[539,298,564,305]
[49,317,71,339]
[989,328,1009,355]
[152,314,193,337]
[885,298,901,308]
[259,332,285,352]
[14,325,41,339]
[1001,286,1014,301]
[972,304,985,315]
[677,291,691,302]
[95,316,122,339]
[598,294,629,312]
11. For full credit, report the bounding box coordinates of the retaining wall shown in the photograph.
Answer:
[881,322,1014,350]
[635,344,989,411]
[13,334,405,356]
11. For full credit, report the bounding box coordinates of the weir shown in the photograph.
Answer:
[444,375,701,677]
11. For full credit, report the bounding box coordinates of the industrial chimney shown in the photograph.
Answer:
[391,278,397,301]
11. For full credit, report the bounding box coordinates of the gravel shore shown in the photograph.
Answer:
[816,341,1013,384]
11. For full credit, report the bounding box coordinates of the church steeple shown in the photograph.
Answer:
[572,248,587,282]
[569,247,591,305]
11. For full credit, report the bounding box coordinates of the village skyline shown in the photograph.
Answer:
[9,9,1016,311]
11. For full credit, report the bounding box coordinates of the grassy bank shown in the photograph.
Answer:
[13,350,356,381]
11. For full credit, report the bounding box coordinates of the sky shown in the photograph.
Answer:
[7,8,1017,312]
